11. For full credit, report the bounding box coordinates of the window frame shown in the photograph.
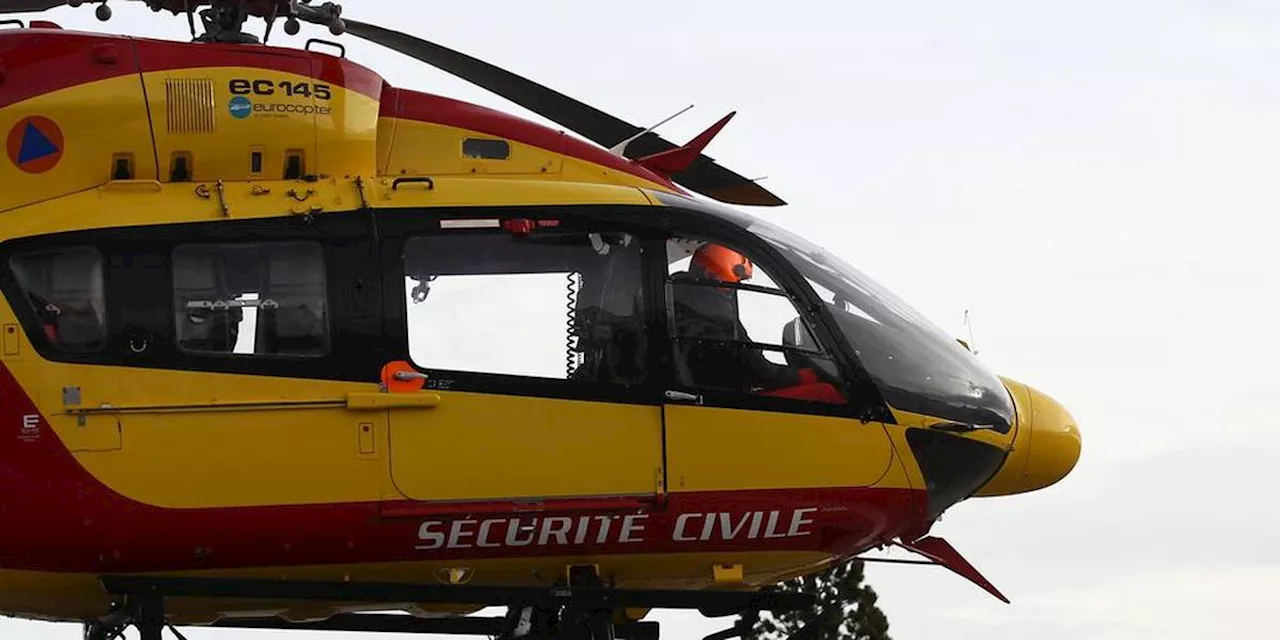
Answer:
[170,240,333,360]
[378,206,666,406]
[654,213,891,420]
[0,213,380,382]
[4,244,110,355]
[665,270,829,358]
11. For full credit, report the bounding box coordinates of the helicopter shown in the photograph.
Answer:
[0,2,1082,640]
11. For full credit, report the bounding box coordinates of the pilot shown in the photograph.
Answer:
[670,243,802,393]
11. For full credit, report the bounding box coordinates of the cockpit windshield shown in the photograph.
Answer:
[742,216,1014,431]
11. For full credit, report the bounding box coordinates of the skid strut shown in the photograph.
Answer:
[99,573,814,640]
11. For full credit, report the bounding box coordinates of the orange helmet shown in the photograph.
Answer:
[692,243,754,283]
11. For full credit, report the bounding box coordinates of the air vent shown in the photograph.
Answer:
[166,78,215,135]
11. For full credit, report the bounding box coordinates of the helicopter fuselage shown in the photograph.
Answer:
[0,24,1079,625]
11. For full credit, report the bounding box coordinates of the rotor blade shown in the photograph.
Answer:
[0,1,69,13]
[342,19,785,206]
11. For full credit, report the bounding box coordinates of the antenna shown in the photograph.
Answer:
[964,309,978,356]
[609,104,695,157]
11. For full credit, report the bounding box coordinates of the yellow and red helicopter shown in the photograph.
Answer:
[0,2,1082,639]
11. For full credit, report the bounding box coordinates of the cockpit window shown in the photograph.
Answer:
[9,246,106,352]
[403,229,647,386]
[745,219,1014,430]
[665,236,847,405]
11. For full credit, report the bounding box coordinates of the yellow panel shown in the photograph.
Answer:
[0,75,156,214]
[140,66,378,183]
[0,175,655,243]
[51,414,121,453]
[381,119,562,177]
[664,406,896,492]
[559,154,681,195]
[380,117,681,197]
[376,115,398,174]
[3,324,18,356]
[389,391,662,502]
[358,421,376,457]
[94,406,383,508]
[143,67,318,184]
[4,356,392,508]
[316,86,381,178]
[371,176,653,210]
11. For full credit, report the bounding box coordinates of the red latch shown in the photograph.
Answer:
[381,360,426,393]
[30,21,62,30]
[502,218,536,236]
[91,43,118,65]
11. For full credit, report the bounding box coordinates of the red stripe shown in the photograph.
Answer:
[0,31,385,111]
[382,88,685,194]
[136,37,385,101]
[0,362,926,575]
[0,31,139,110]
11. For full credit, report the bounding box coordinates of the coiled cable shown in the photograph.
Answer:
[565,271,581,377]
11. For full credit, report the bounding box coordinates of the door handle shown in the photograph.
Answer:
[928,422,998,433]
[393,371,430,381]
[664,390,703,405]
[347,392,441,410]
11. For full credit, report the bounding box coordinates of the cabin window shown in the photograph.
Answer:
[9,246,106,352]
[172,242,329,357]
[665,237,846,405]
[403,229,646,385]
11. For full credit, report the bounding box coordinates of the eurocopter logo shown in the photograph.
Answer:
[228,96,253,120]
[228,94,331,120]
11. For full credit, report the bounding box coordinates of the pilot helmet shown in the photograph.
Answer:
[692,243,754,283]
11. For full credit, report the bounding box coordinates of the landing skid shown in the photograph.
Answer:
[90,571,815,640]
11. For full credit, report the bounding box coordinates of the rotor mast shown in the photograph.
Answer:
[58,0,346,43]
[190,0,345,43]
[195,0,254,43]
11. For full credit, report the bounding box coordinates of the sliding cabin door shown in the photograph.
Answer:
[377,209,664,505]
[0,215,394,510]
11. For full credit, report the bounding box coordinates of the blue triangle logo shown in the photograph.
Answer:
[17,122,59,165]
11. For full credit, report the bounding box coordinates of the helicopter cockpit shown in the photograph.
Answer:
[664,237,847,405]
[653,193,1017,430]
[744,218,1015,431]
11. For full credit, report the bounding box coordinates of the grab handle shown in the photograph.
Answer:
[346,392,441,411]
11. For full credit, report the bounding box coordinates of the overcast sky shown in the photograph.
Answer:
[4,1,1279,639]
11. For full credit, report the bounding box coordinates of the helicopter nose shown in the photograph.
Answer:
[1021,386,1081,491]
[975,381,1081,496]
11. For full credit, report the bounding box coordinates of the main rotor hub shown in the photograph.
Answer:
[196,1,255,43]
[64,0,346,44]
